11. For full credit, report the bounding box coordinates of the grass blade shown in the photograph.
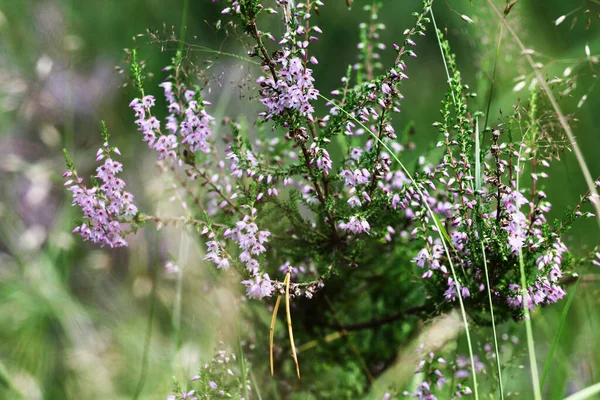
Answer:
[540,280,579,387]
[563,382,600,400]
[0,360,23,399]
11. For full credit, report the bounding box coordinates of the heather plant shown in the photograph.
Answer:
[56,0,600,399]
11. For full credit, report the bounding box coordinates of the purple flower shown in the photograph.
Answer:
[338,216,371,235]
[242,273,274,299]
[181,390,195,399]
[65,144,137,248]
[165,262,179,273]
[507,233,525,254]
[258,55,319,120]
[348,195,362,208]
[130,79,215,166]
[315,148,333,175]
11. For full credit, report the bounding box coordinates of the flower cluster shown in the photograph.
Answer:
[161,81,214,154]
[168,344,250,400]
[130,95,179,164]
[224,212,274,299]
[404,106,599,320]
[130,79,214,165]
[396,347,480,399]
[63,134,137,248]
[258,54,319,121]
[247,0,323,123]
[505,238,569,310]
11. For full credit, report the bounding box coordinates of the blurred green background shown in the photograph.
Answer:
[0,0,599,398]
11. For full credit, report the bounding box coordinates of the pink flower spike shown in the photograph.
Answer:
[182,390,195,399]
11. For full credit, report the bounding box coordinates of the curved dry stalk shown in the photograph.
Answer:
[269,272,301,378]
[285,272,301,379]
[269,282,284,376]
[486,0,600,229]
